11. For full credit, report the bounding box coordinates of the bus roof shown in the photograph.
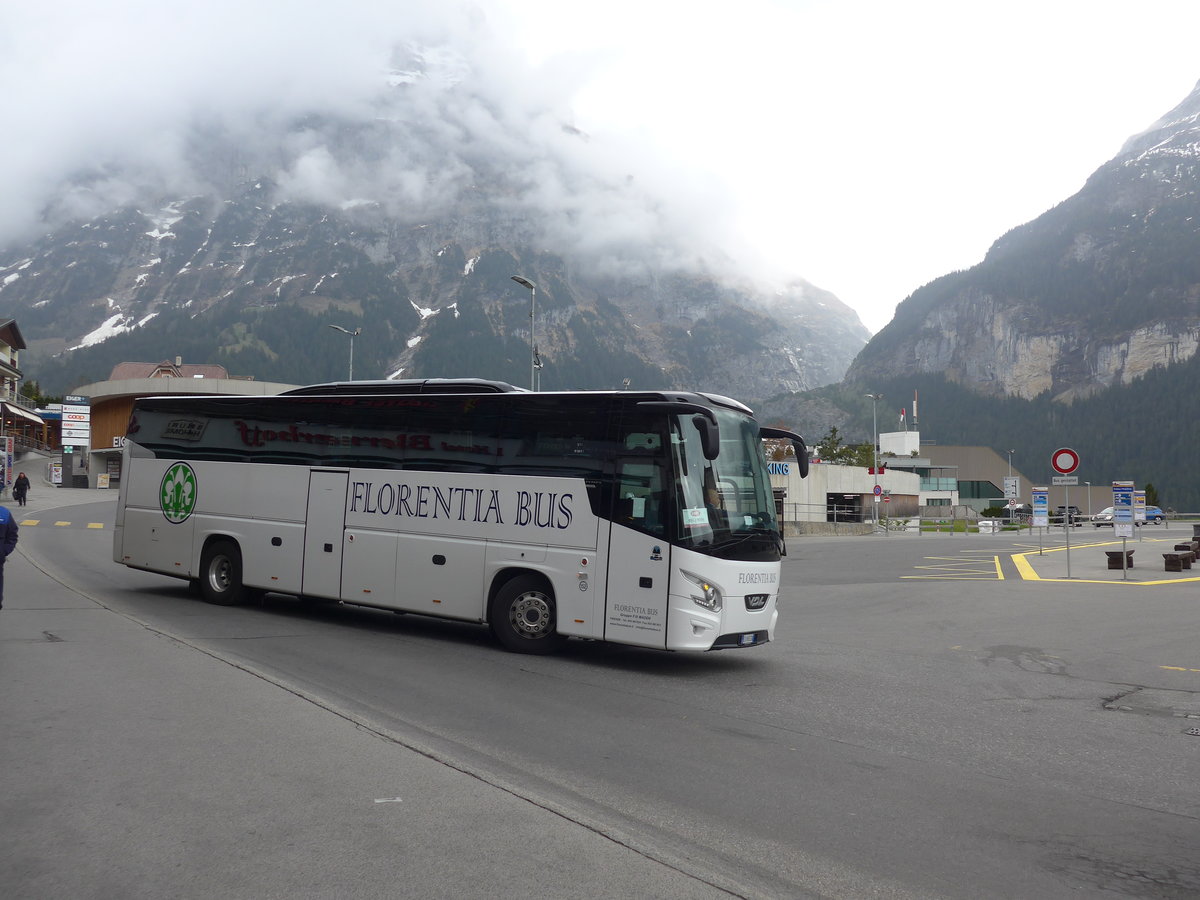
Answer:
[280,378,523,396]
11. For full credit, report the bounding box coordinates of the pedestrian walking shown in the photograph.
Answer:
[0,502,17,609]
[12,472,29,507]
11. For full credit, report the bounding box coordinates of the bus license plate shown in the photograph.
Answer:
[738,633,757,646]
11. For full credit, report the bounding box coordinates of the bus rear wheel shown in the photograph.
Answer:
[490,576,567,654]
[200,539,249,606]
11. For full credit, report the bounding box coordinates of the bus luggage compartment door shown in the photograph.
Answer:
[302,470,349,600]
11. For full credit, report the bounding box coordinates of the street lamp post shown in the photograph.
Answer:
[865,393,882,523]
[1085,481,1092,517]
[327,324,361,381]
[511,275,540,391]
[1007,449,1015,525]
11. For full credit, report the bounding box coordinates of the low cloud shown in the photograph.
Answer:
[1,0,750,283]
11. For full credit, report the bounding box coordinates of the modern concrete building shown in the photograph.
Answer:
[769,456,922,532]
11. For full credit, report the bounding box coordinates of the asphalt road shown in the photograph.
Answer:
[4,495,1199,898]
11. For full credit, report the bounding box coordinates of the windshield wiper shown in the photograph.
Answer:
[701,528,776,554]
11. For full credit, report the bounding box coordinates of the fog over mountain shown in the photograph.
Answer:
[2,1,779,289]
[0,2,868,399]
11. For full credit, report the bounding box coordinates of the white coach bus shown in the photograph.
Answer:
[113,379,807,654]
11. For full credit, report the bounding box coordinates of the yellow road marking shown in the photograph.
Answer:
[904,556,1003,580]
[17,520,105,529]
[1161,666,1200,673]
[1010,537,1200,584]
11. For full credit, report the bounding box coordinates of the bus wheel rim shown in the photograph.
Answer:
[510,593,551,638]
[212,557,231,592]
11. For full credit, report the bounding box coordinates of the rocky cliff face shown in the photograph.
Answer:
[846,79,1200,401]
[0,182,869,400]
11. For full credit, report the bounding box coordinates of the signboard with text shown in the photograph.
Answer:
[1113,481,1134,538]
[1032,487,1049,528]
[61,394,91,448]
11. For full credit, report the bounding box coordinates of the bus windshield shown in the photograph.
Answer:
[670,408,780,561]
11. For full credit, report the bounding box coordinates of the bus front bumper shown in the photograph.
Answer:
[666,596,778,651]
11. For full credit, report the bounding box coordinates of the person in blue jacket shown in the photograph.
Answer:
[0,503,18,609]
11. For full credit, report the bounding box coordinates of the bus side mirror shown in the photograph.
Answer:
[636,401,721,460]
[692,414,720,461]
[759,426,809,478]
[792,438,809,478]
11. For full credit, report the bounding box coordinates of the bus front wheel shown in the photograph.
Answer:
[490,576,567,654]
[200,539,249,606]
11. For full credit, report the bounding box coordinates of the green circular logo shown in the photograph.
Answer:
[160,462,198,523]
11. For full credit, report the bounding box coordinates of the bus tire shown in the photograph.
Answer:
[490,575,567,654]
[200,539,249,606]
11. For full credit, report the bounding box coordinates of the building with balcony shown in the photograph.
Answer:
[0,318,48,454]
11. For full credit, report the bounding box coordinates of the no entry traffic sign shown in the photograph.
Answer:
[1051,447,1080,475]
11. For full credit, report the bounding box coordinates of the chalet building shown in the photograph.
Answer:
[0,318,48,456]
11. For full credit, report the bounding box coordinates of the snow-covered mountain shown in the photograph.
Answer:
[0,42,868,399]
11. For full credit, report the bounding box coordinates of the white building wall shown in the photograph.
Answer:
[769,460,921,522]
[879,430,920,456]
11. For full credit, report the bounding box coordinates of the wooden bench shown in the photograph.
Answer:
[1163,552,1193,572]
[1105,550,1134,570]
[1174,541,1199,556]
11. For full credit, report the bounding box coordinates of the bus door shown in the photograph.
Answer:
[302,470,349,600]
[604,458,671,649]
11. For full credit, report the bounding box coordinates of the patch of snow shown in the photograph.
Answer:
[464,256,479,275]
[388,366,406,379]
[142,258,161,267]
[2,273,19,287]
[410,300,438,319]
[407,336,423,348]
[137,312,158,327]
[135,273,149,286]
[66,261,77,268]
[272,274,306,296]
[33,299,49,308]
[70,313,132,350]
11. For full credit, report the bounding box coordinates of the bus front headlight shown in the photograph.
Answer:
[681,570,723,612]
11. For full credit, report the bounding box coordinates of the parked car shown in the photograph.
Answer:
[1091,505,1166,526]
[1053,505,1082,526]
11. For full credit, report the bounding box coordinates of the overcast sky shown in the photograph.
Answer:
[4,1,1200,332]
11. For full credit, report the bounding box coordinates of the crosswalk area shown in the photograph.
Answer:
[19,519,106,530]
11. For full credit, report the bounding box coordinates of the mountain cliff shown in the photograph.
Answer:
[845,79,1200,402]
